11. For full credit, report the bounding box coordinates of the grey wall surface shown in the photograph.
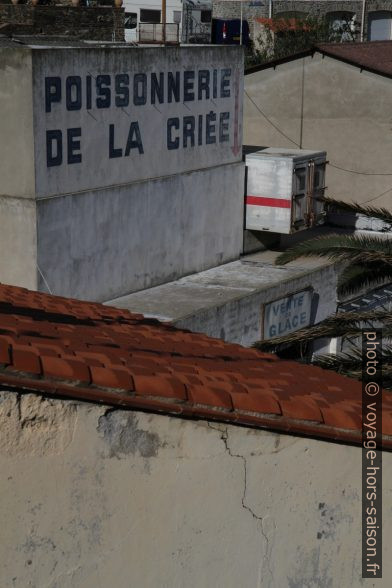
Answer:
[1,44,245,300]
[33,46,243,198]
[0,48,37,289]
[0,48,35,199]
[110,252,339,347]
[245,52,392,209]
[1,390,391,587]
[172,259,338,346]
[0,196,37,290]
[37,163,244,301]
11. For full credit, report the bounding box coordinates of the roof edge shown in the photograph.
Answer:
[245,44,392,80]
[245,48,314,75]
[316,45,392,81]
[2,377,391,452]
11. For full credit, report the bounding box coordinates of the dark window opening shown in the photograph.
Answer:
[125,12,137,29]
[140,9,161,23]
[201,10,212,24]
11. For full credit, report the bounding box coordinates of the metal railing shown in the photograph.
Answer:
[138,22,179,44]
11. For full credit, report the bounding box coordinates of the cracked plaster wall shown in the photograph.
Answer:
[0,389,390,588]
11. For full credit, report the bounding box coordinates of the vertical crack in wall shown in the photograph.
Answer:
[207,422,274,586]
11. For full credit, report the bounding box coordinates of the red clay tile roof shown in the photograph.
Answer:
[0,283,390,448]
[245,41,392,78]
[316,41,392,78]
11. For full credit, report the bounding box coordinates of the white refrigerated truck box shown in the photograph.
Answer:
[245,148,327,234]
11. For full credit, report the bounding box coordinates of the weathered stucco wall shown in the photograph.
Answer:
[244,52,392,209]
[0,389,390,587]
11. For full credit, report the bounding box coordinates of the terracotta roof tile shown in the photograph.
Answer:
[0,282,390,449]
[231,390,281,416]
[34,344,63,357]
[90,365,134,390]
[280,397,323,423]
[11,343,39,355]
[321,407,363,431]
[10,348,41,375]
[186,384,233,411]
[0,338,11,366]
[134,375,186,401]
[382,412,392,437]
[41,356,91,384]
[128,365,159,376]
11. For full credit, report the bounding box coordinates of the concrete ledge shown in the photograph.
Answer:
[108,250,338,346]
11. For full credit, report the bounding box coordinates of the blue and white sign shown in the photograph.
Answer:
[263,290,313,340]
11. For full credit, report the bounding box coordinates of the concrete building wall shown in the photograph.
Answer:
[37,163,244,301]
[0,6,125,42]
[213,0,392,43]
[0,197,37,290]
[1,389,390,587]
[244,52,392,208]
[0,48,37,290]
[1,45,244,300]
[32,47,243,197]
[0,48,35,198]
[109,252,339,347]
[172,257,338,345]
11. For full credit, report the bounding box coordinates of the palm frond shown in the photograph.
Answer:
[313,349,362,372]
[254,309,392,350]
[313,347,392,389]
[338,263,392,296]
[276,233,392,266]
[323,197,392,227]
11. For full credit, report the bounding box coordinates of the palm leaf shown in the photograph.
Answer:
[313,348,362,373]
[276,233,392,266]
[323,197,392,227]
[313,347,392,389]
[254,309,392,350]
[338,263,392,296]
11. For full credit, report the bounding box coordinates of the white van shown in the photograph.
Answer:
[123,0,183,43]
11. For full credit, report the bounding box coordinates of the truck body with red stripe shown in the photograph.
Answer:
[245,147,327,234]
